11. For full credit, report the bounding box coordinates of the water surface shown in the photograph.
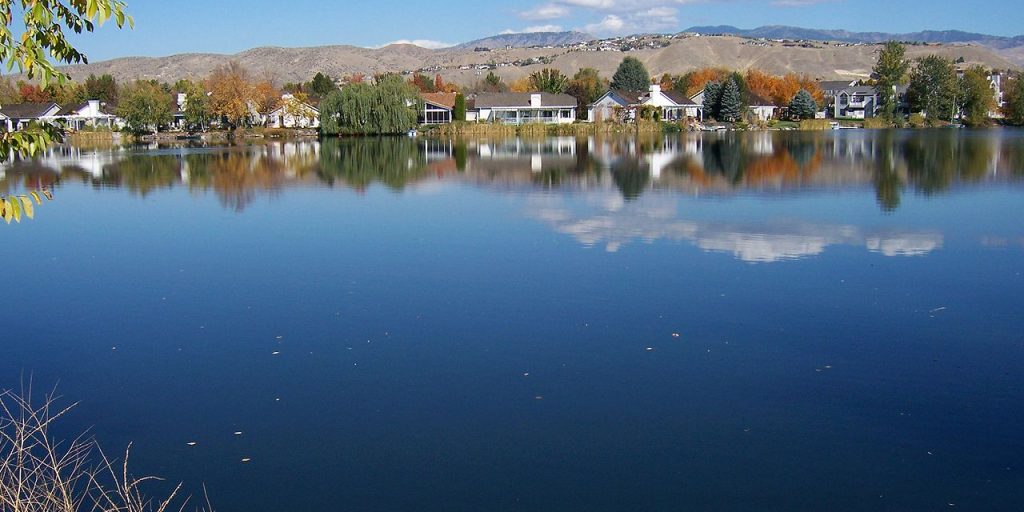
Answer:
[2,130,1023,511]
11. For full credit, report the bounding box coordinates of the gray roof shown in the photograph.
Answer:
[473,92,577,109]
[662,90,698,106]
[818,80,858,92]
[55,100,117,117]
[837,86,877,95]
[0,102,59,119]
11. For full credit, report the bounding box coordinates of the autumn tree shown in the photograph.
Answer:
[84,73,118,103]
[116,80,172,133]
[0,77,19,104]
[567,68,607,119]
[252,80,280,119]
[508,77,532,93]
[409,73,436,93]
[611,56,650,92]
[959,66,996,126]
[873,42,911,120]
[0,0,132,160]
[17,82,52,103]
[528,68,568,94]
[208,61,256,128]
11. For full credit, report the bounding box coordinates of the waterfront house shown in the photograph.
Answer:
[267,94,320,129]
[588,85,701,122]
[0,102,61,131]
[54,100,119,130]
[746,92,778,122]
[470,93,576,124]
[420,92,458,124]
[831,85,880,119]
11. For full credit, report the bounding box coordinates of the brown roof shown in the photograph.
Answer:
[0,102,59,119]
[421,92,457,109]
[662,90,697,106]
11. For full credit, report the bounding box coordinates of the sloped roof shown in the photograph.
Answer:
[662,90,697,106]
[818,80,858,92]
[746,92,777,107]
[473,92,576,109]
[421,92,457,109]
[55,100,117,117]
[0,102,59,119]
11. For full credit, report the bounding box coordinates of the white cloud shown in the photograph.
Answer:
[519,3,571,20]
[377,39,453,49]
[584,15,626,34]
[501,25,566,34]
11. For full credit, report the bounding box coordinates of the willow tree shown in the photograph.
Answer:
[320,75,420,136]
[0,0,132,160]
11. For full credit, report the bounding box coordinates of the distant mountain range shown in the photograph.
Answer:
[453,31,593,50]
[683,25,1024,50]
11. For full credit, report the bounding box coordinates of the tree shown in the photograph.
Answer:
[453,93,466,122]
[116,80,172,133]
[252,80,280,119]
[17,82,52,103]
[409,73,436,93]
[319,74,420,135]
[567,68,607,120]
[718,78,743,122]
[528,68,568,94]
[789,89,818,120]
[477,71,508,93]
[1003,75,1024,125]
[874,41,911,119]
[959,66,996,126]
[610,56,650,92]
[0,0,132,160]
[703,81,722,120]
[177,80,209,132]
[907,55,957,121]
[208,61,255,128]
[84,74,118,103]
[310,72,338,98]
[0,78,19,104]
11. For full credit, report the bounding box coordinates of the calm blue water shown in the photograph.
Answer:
[2,130,1023,511]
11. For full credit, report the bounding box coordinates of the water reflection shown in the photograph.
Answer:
[2,131,1022,214]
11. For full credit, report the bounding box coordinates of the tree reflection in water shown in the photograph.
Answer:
[0,130,1020,214]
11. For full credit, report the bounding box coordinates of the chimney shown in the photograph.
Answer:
[650,84,661,94]
[88,99,100,112]
[530,93,542,108]
[177,93,187,107]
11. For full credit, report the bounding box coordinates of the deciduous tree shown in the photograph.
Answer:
[84,74,118,103]
[959,66,996,126]
[528,68,568,94]
[907,55,957,121]
[117,80,172,133]
[1002,75,1024,125]
[874,41,911,119]
[208,61,256,128]
[567,67,607,119]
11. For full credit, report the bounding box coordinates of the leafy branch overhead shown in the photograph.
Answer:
[0,0,133,88]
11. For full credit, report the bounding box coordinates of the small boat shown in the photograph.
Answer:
[407,129,418,137]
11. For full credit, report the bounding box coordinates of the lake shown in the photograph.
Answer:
[1,129,1023,511]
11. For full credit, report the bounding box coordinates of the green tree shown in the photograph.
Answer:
[788,89,818,120]
[320,74,420,135]
[959,66,996,126]
[116,80,172,134]
[873,41,910,119]
[528,68,569,94]
[610,56,650,92]
[703,81,722,120]
[1003,75,1024,125]
[84,73,118,103]
[718,78,742,122]
[479,71,508,93]
[178,80,209,132]
[907,55,957,122]
[310,72,338,98]
[453,93,466,122]
[0,0,132,160]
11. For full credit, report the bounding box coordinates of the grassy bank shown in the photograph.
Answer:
[423,120,683,138]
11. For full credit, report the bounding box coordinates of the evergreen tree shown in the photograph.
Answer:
[788,89,818,120]
[610,57,650,92]
[310,72,338,98]
[703,81,722,120]
[453,93,466,122]
[873,41,910,119]
[718,79,742,122]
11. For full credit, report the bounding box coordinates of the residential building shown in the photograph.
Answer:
[746,92,778,122]
[420,92,457,124]
[54,100,119,130]
[267,94,320,129]
[470,93,576,124]
[0,102,61,131]
[588,85,701,122]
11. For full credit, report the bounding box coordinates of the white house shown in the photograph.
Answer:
[588,85,701,122]
[470,93,576,125]
[0,102,61,131]
[746,92,778,122]
[54,100,119,130]
[266,94,320,129]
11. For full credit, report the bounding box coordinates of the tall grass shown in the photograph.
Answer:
[1,384,210,512]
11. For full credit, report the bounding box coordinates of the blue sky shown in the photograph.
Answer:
[68,0,1021,61]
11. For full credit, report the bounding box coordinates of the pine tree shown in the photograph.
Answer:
[453,93,466,122]
[703,81,722,120]
[611,57,650,92]
[719,79,742,122]
[789,89,818,120]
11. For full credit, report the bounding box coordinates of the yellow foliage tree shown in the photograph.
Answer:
[208,62,256,128]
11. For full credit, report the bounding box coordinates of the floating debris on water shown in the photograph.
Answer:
[186,442,197,446]
[646,347,654,352]
[234,431,243,436]
[241,458,251,463]
[272,351,280,355]
[672,333,680,338]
